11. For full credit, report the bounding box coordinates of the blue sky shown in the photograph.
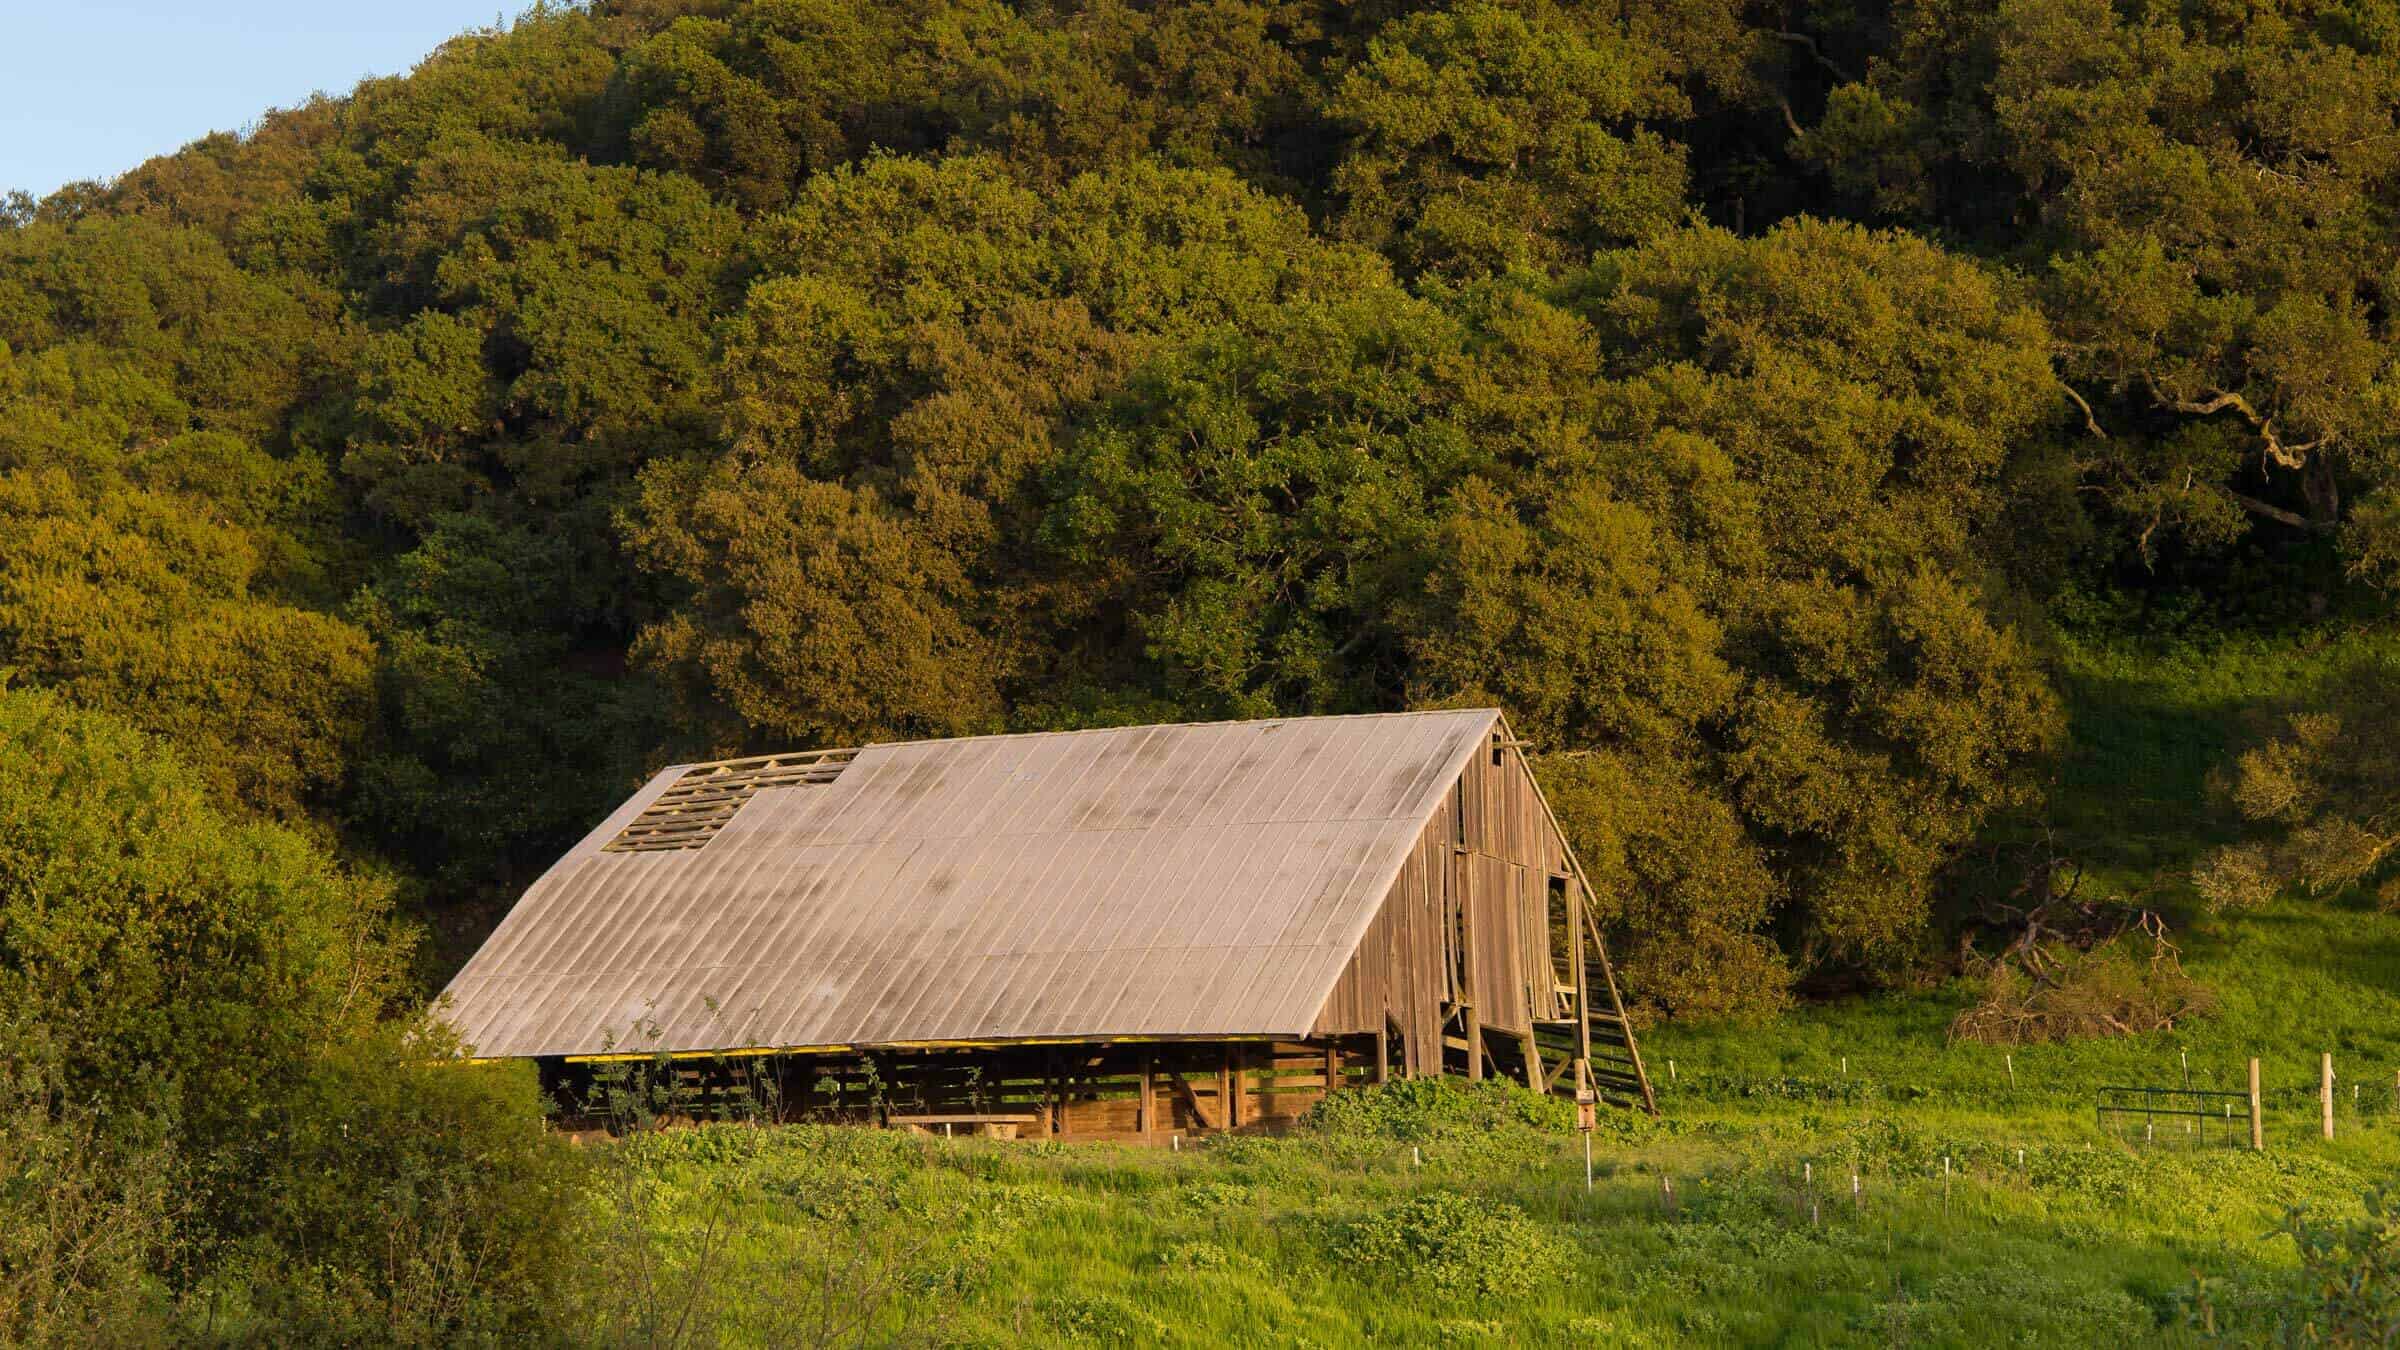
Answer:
[2,2,515,198]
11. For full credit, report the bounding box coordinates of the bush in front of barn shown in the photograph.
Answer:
[206,1022,590,1343]
[1304,1075,1578,1144]
[0,688,586,1341]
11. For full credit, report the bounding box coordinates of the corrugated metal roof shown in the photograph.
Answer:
[438,709,1501,1058]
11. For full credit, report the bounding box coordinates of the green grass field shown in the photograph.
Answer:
[575,631,2399,1347]
[590,895,2397,1347]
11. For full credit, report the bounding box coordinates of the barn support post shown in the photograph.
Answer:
[1141,1050,1156,1145]
[1219,1045,1235,1133]
[1375,1017,1392,1084]
[1324,1041,1341,1100]
[1047,1048,1065,1138]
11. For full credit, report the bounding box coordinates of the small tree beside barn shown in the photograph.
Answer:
[439,709,1654,1139]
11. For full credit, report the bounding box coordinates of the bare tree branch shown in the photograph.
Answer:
[1772,31,1854,84]
[2227,488,2337,533]
[2150,382,2332,470]
[2061,382,2108,439]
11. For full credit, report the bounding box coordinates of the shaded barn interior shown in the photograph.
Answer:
[443,710,1655,1141]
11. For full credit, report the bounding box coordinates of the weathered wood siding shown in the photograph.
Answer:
[1311,727,1575,1063]
[757,1042,1377,1143]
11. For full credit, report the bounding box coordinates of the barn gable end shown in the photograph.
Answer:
[1311,719,1651,1105]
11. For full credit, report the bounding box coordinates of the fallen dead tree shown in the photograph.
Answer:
[1949,841,2215,1044]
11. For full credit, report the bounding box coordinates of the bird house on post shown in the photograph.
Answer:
[1575,1061,1598,1132]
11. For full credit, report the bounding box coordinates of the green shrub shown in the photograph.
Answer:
[0,692,589,1340]
[0,688,410,1191]
[226,1024,588,1343]
[0,1017,180,1345]
[2213,1187,2400,1345]
[1331,1193,1565,1303]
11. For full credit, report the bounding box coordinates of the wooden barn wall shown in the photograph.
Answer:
[1311,731,1576,1064]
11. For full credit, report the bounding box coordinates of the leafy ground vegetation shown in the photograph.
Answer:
[565,1024,2400,1348]
[7,0,2400,1343]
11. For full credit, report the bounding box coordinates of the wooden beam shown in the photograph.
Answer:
[1324,1042,1341,1099]
[1569,881,1593,1070]
[1543,1054,1574,1093]
[1141,1050,1156,1145]
[1520,1028,1544,1092]
[1219,1046,1235,1132]
[1166,1070,1218,1130]
[1375,1018,1391,1084]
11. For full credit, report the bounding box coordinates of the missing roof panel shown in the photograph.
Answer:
[604,749,857,853]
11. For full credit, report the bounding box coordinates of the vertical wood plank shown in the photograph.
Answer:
[1571,883,1592,1072]
[1458,847,1481,1082]
[1141,1050,1156,1146]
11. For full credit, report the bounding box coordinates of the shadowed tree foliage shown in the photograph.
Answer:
[1324,0,1697,278]
[627,153,1388,747]
[1804,0,2400,564]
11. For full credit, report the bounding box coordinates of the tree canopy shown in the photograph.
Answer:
[9,0,2399,1014]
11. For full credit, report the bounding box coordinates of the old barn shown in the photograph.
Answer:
[438,709,1655,1139]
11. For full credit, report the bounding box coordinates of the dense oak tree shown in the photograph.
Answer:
[1805,0,2400,563]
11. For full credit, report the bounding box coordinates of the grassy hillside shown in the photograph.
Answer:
[573,899,2397,1347]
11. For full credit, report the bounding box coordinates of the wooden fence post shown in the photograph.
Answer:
[2248,1058,2264,1152]
[2322,1053,2335,1141]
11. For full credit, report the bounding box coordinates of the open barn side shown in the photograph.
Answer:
[545,1038,1386,1143]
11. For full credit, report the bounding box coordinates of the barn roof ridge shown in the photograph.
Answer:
[651,706,1508,778]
